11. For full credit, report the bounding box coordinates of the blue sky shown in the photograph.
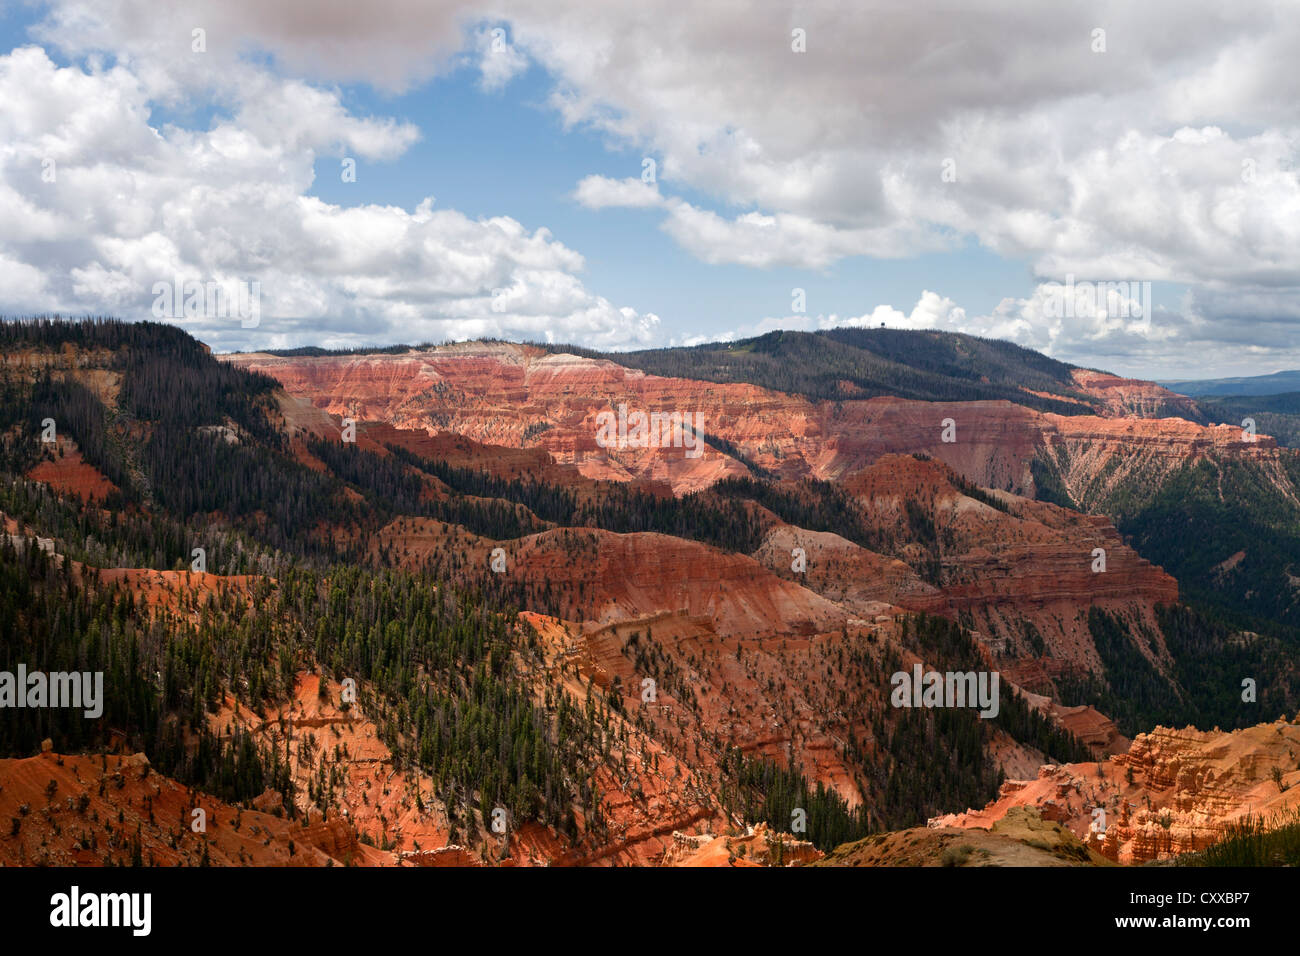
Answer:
[301,63,1036,343]
[0,1,1296,378]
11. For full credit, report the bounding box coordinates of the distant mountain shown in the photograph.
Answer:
[264,327,1208,421]
[1161,369,1300,397]
[541,328,1100,415]
[1197,393,1300,448]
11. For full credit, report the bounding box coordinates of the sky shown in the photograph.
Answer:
[1,0,1298,378]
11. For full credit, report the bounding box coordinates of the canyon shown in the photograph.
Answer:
[3,322,1298,867]
[226,344,1207,679]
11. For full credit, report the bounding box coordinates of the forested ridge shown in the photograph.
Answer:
[0,529,615,846]
[268,327,1099,414]
[0,320,618,850]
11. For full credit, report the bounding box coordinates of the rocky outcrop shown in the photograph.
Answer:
[818,806,1107,867]
[663,823,822,867]
[752,523,944,617]
[930,719,1300,863]
[1069,369,1207,422]
[1041,410,1283,511]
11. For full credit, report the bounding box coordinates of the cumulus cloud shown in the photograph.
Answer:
[32,0,473,94]
[0,45,658,351]
[689,283,1297,379]
[820,292,969,333]
[10,0,1300,364]
[572,175,664,210]
[661,202,950,269]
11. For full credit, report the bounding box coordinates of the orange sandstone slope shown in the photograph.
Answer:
[372,508,1124,793]
[223,343,1274,498]
[0,657,733,869]
[929,717,1300,864]
[0,749,378,867]
[209,669,725,867]
[26,436,118,503]
[1068,368,1206,421]
[506,527,849,637]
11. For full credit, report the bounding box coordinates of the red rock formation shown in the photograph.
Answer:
[505,527,849,637]
[224,344,1274,500]
[1069,368,1206,421]
[662,824,822,867]
[0,750,380,867]
[226,344,1193,671]
[930,719,1300,863]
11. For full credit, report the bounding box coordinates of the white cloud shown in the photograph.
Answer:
[660,202,950,270]
[471,24,529,92]
[820,291,968,332]
[689,285,1264,378]
[572,175,663,210]
[33,0,473,95]
[12,0,1300,364]
[0,46,658,351]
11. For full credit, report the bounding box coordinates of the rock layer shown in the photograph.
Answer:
[930,720,1300,863]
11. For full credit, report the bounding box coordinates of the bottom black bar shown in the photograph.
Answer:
[0,864,1279,943]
